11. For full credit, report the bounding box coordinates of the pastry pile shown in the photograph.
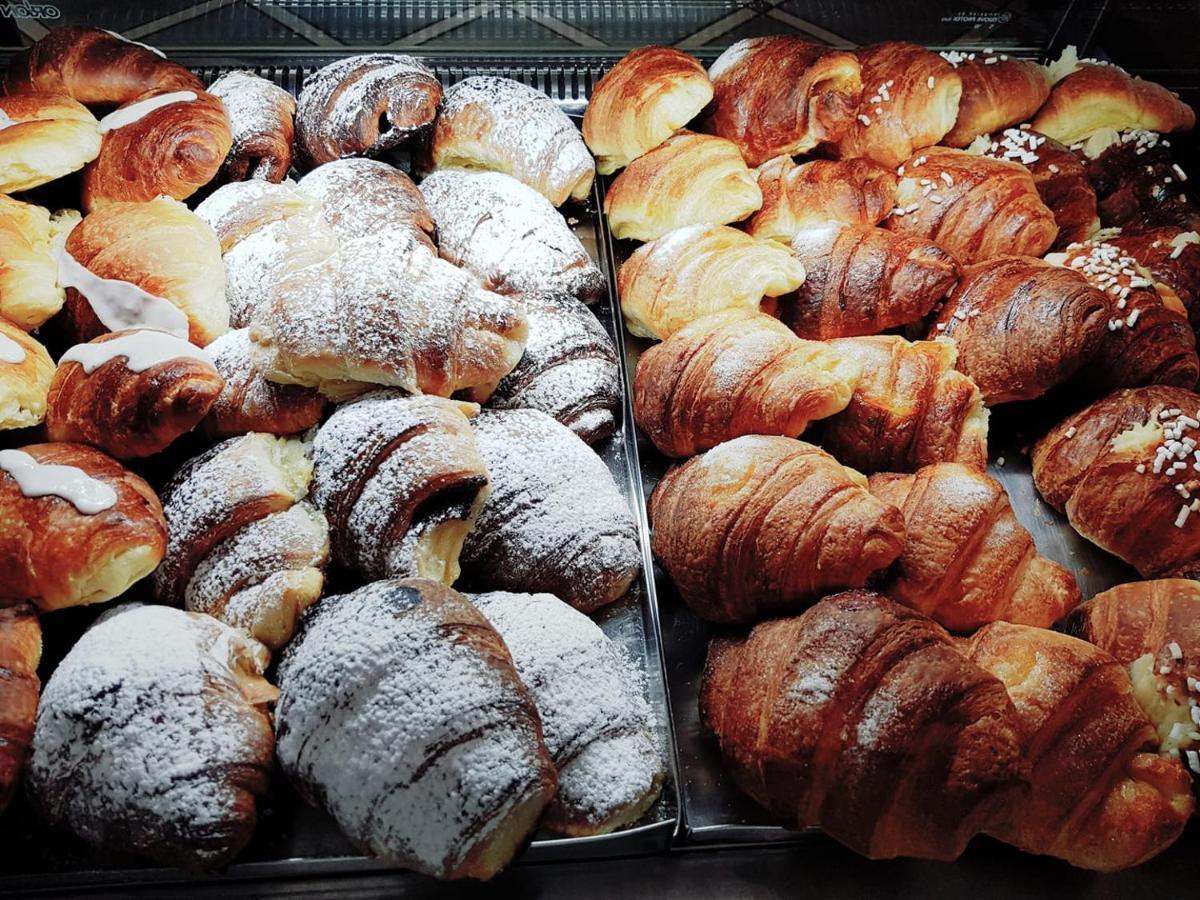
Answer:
[0,27,663,881]
[585,38,1200,871]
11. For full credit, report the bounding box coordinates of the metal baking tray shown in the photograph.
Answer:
[0,73,679,892]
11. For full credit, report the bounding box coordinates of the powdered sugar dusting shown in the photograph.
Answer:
[204,328,325,437]
[209,71,296,182]
[299,158,435,248]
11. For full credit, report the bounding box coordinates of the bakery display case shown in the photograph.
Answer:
[1,1,1199,896]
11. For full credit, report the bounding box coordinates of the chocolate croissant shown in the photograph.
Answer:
[942,53,1050,148]
[209,70,296,183]
[700,591,1026,860]
[310,390,489,583]
[816,335,989,474]
[294,53,442,170]
[0,603,40,815]
[0,91,101,193]
[582,46,713,174]
[869,464,1080,632]
[1084,130,1200,234]
[702,36,862,167]
[784,224,959,339]
[46,329,224,458]
[1109,229,1200,330]
[929,256,1110,404]
[649,436,906,624]
[81,88,232,210]
[633,310,861,458]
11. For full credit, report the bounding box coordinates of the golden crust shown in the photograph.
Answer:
[0,91,101,192]
[0,317,54,430]
[0,195,79,331]
[943,57,1050,148]
[0,603,40,815]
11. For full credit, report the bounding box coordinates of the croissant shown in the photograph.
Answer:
[298,157,436,250]
[209,70,296,183]
[468,590,664,835]
[460,408,642,614]
[294,53,441,170]
[0,91,101,192]
[603,131,761,242]
[1109,229,1200,330]
[488,290,621,445]
[1032,385,1200,579]
[745,156,897,245]
[29,603,275,870]
[195,180,337,328]
[885,147,1058,264]
[649,436,906,624]
[0,316,54,430]
[4,26,202,105]
[61,196,230,347]
[0,603,39,815]
[702,36,862,167]
[928,256,1110,404]
[1033,58,1196,146]
[429,76,594,207]
[966,622,1194,871]
[816,335,989,473]
[0,442,168,612]
[1064,579,1200,767]
[45,329,223,458]
[617,224,806,340]
[420,168,604,303]
[275,578,557,881]
[81,88,232,210]
[868,463,1080,632]
[633,310,861,458]
[700,590,1027,860]
[942,53,1050,148]
[582,46,712,174]
[249,229,528,402]
[784,224,959,339]
[202,328,326,439]
[835,41,962,168]
[1046,241,1198,391]
[1084,130,1200,234]
[0,195,78,331]
[310,390,489,583]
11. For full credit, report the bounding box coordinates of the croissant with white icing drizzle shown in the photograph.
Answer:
[28,603,275,871]
[46,329,224,459]
[0,442,168,612]
[209,70,296,183]
[61,196,229,347]
[0,316,54,431]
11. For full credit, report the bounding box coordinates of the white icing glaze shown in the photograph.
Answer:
[0,332,26,364]
[57,249,189,338]
[0,109,13,130]
[103,29,168,58]
[0,448,117,514]
[98,91,197,134]
[60,329,211,374]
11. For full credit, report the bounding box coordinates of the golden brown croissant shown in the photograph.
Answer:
[0,316,54,430]
[61,196,230,347]
[966,622,1194,871]
[1032,386,1200,579]
[784,224,959,339]
[45,329,224,458]
[604,131,761,241]
[4,26,202,105]
[868,464,1080,632]
[633,310,861,458]
[700,590,1027,860]
[816,335,989,473]
[0,195,78,331]
[835,41,962,168]
[702,36,863,167]
[1033,57,1196,146]
[941,53,1050,148]
[1109,229,1200,330]
[929,256,1110,404]
[745,156,897,245]
[1046,241,1198,391]
[430,76,594,207]
[295,54,442,171]
[81,87,232,210]
[885,147,1058,264]
[583,46,713,174]
[0,602,40,815]
[0,442,168,612]
[209,70,296,183]
[0,91,101,192]
[649,436,906,624]
[617,224,806,340]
